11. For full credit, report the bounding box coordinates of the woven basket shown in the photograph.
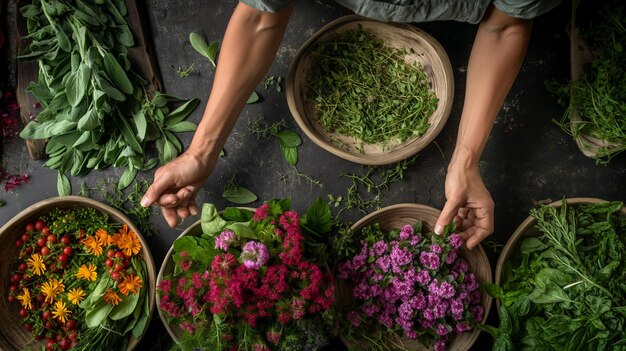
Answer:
[286,15,454,165]
[0,196,156,351]
[340,204,492,351]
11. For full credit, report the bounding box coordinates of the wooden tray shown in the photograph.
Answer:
[15,0,163,160]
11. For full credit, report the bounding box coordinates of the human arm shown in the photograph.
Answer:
[434,6,533,248]
[141,2,294,227]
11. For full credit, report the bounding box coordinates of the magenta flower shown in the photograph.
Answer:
[372,240,389,256]
[439,281,455,299]
[215,230,236,251]
[399,225,414,240]
[430,244,443,254]
[449,233,463,249]
[416,269,432,286]
[391,245,412,270]
[240,241,269,269]
[420,251,440,270]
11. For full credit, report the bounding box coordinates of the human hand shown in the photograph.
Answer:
[141,150,216,227]
[434,166,494,249]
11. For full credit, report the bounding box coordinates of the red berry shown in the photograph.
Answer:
[107,249,116,258]
[7,295,15,303]
[111,271,121,281]
[41,246,50,256]
[105,258,114,267]
[42,227,51,236]
[35,220,46,231]
[58,254,68,263]
[25,223,35,232]
[67,331,77,341]
[60,236,71,245]
[9,284,18,292]
[19,308,28,318]
[122,259,130,268]
[47,234,57,244]
[42,310,52,320]
[62,247,72,256]
[18,262,28,272]
[37,237,47,247]
[46,339,55,351]
[58,339,70,351]
[37,294,45,302]
[65,319,77,330]
[25,246,33,255]
[24,323,33,332]
[114,263,124,272]
[11,273,22,284]
[15,239,23,248]
[55,333,63,342]
[21,233,30,242]
[114,251,124,259]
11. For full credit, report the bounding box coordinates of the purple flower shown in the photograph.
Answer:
[471,305,485,321]
[391,245,412,271]
[436,324,450,336]
[372,240,389,256]
[416,270,432,286]
[428,278,440,296]
[434,302,448,319]
[351,245,368,271]
[240,241,269,269]
[458,260,468,273]
[370,284,383,297]
[215,230,236,251]
[420,251,440,270]
[347,311,361,327]
[378,314,393,328]
[409,292,427,310]
[392,277,414,297]
[428,293,442,307]
[455,321,471,334]
[423,307,436,321]
[465,273,479,291]
[361,303,380,317]
[398,301,415,320]
[419,318,434,329]
[337,262,351,280]
[383,285,400,303]
[404,330,417,339]
[449,234,463,249]
[439,281,456,299]
[354,282,369,299]
[430,244,442,254]
[450,298,464,315]
[470,290,482,304]
[410,235,421,246]
[434,339,447,351]
[396,316,413,332]
[376,256,391,272]
[399,225,414,240]
[446,249,458,264]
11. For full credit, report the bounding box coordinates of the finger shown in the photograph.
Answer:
[435,200,462,235]
[458,208,470,218]
[161,207,180,228]
[177,207,191,220]
[189,201,199,216]
[142,171,175,207]
[466,228,492,250]
[157,193,181,208]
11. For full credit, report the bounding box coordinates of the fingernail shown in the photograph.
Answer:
[140,197,149,207]
[434,225,443,235]
[190,208,198,216]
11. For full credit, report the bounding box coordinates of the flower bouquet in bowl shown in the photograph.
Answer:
[332,204,492,351]
[5,207,152,351]
[157,198,336,351]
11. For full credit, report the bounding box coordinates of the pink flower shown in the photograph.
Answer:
[449,234,463,249]
[215,230,237,251]
[240,241,269,269]
[420,251,440,270]
[436,324,450,336]
[391,245,412,271]
[157,279,172,294]
[471,305,485,321]
[347,311,361,327]
[372,240,389,256]
[455,321,472,334]
[253,203,270,221]
[180,321,195,333]
[439,281,455,299]
[434,339,447,351]
[430,244,442,254]
[416,269,431,286]
[399,225,414,240]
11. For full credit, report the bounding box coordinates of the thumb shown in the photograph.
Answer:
[435,199,461,235]
[141,173,175,207]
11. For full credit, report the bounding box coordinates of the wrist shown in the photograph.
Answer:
[448,146,480,172]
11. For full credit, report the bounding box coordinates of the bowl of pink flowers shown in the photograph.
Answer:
[156,199,337,350]
[333,203,492,351]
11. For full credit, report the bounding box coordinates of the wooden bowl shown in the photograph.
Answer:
[286,15,454,165]
[156,208,255,343]
[0,196,156,351]
[341,204,492,351]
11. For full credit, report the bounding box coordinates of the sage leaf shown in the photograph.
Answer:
[103,52,133,94]
[246,91,260,104]
[167,121,197,133]
[207,41,218,67]
[57,172,71,196]
[133,111,147,141]
[77,108,100,131]
[223,186,257,205]
[189,32,219,66]
[118,166,137,190]
[164,98,199,125]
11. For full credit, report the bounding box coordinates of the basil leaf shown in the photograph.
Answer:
[275,129,302,147]
[223,186,257,205]
[57,172,71,196]
[301,197,333,235]
[280,144,298,166]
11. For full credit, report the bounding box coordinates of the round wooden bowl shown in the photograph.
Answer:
[495,198,623,302]
[341,204,492,351]
[286,15,454,166]
[0,196,156,351]
[156,208,255,343]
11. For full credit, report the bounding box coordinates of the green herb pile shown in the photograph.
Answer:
[307,28,438,147]
[483,201,626,350]
[18,0,199,193]
[551,3,626,163]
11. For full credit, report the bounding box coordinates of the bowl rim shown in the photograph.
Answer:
[0,195,156,351]
[286,15,454,166]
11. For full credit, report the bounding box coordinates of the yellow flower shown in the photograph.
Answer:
[17,288,33,310]
[67,288,86,305]
[52,300,71,323]
[103,289,122,305]
[76,263,98,281]
[84,235,103,256]
[41,278,65,304]
[118,274,143,296]
[27,253,46,276]
[111,224,142,257]
[95,228,112,247]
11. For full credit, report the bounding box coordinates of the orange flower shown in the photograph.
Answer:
[76,263,98,281]
[17,288,33,310]
[112,224,142,257]
[41,278,65,304]
[118,274,143,296]
[27,253,45,276]
[103,289,122,305]
[95,228,112,247]
[84,235,103,256]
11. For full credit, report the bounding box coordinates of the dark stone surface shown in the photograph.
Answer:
[1,0,625,350]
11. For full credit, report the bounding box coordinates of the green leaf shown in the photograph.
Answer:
[77,108,100,131]
[133,111,147,141]
[225,223,257,240]
[223,186,257,205]
[167,121,197,133]
[118,114,142,153]
[84,302,113,328]
[207,41,219,66]
[189,32,210,58]
[275,130,302,147]
[109,289,140,320]
[98,75,126,101]
[201,203,227,236]
[246,91,260,104]
[118,167,137,190]
[103,52,133,94]
[222,207,254,222]
[66,65,90,107]
[280,144,298,166]
[164,98,199,125]
[80,270,111,310]
[301,197,333,235]
[57,173,71,196]
[520,237,546,254]
[162,140,176,164]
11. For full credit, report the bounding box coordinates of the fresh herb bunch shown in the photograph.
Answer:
[7,208,151,351]
[550,3,626,163]
[307,27,438,146]
[17,0,199,193]
[158,198,336,351]
[483,201,626,350]
[335,222,483,351]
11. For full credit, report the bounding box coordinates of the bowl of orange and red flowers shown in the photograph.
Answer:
[0,196,156,351]
[156,198,336,350]
[332,204,492,351]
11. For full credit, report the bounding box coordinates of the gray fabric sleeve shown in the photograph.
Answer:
[492,0,561,19]
[239,0,294,13]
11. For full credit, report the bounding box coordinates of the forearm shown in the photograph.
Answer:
[188,3,293,160]
[450,6,532,170]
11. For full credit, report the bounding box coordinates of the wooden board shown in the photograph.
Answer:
[15,0,163,160]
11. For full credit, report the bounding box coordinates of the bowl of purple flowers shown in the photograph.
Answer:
[333,204,492,351]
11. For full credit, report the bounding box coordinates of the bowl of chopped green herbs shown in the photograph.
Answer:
[485,198,626,349]
[286,16,453,165]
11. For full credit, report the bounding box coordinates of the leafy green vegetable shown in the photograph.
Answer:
[57,172,71,196]
[223,186,258,205]
[246,91,260,104]
[189,32,219,67]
